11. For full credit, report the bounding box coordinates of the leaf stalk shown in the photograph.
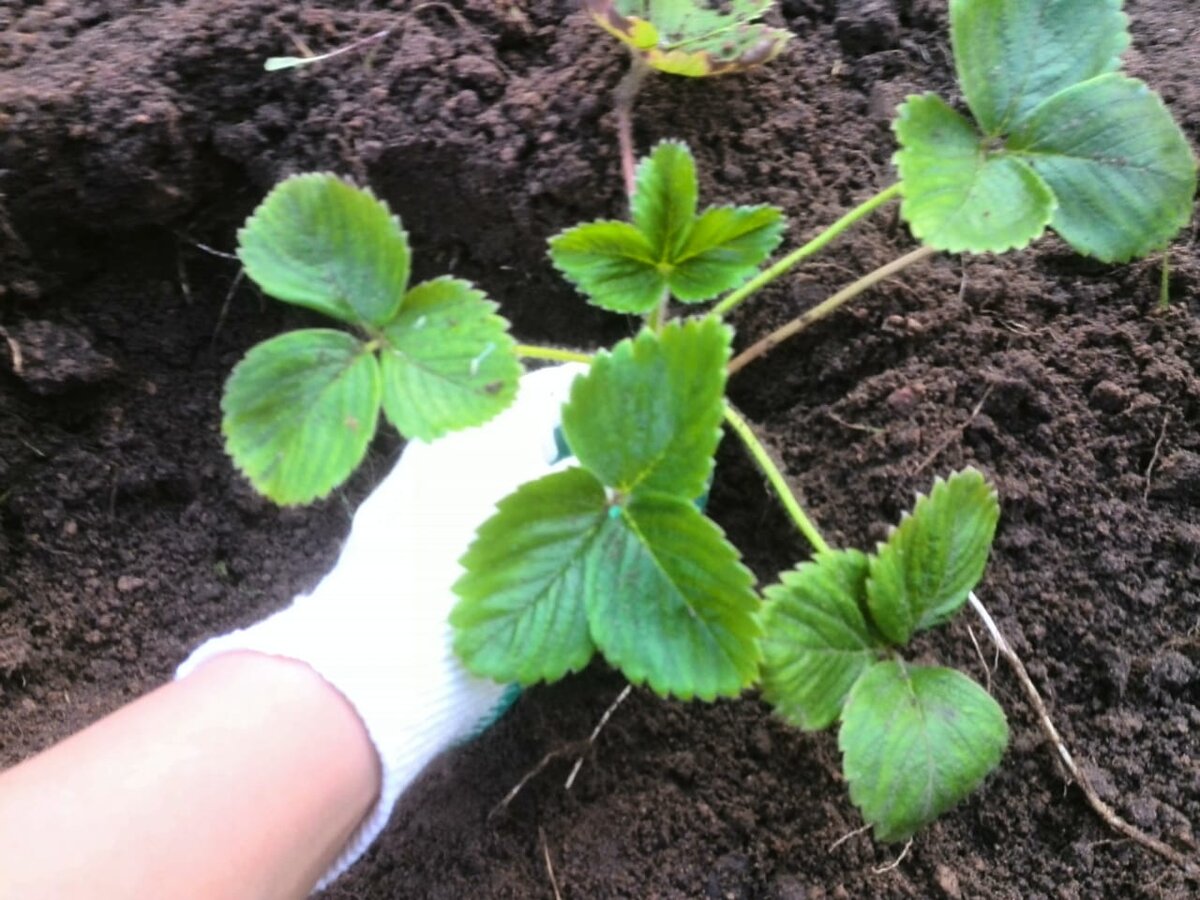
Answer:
[722,402,830,555]
[711,182,903,318]
[515,344,595,365]
[727,244,937,375]
[615,54,652,199]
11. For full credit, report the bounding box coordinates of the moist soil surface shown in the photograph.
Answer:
[2,1,1199,897]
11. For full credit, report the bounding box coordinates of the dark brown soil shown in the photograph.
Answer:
[2,1,1198,897]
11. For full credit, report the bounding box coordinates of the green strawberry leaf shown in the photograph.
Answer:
[451,468,605,685]
[547,221,665,314]
[548,141,784,312]
[760,550,881,731]
[897,1,1197,261]
[867,468,1000,646]
[222,329,381,505]
[632,139,698,259]
[951,0,1128,136]
[1008,74,1199,263]
[585,0,790,77]
[894,93,1056,254]
[671,205,787,302]
[237,173,410,327]
[377,276,519,441]
[839,661,1008,841]
[586,493,761,700]
[561,318,730,500]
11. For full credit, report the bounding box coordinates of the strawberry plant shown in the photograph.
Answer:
[218,0,1197,847]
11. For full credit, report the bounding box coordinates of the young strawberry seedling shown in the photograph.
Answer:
[220,0,1197,853]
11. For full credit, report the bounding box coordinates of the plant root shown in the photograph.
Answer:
[1143,411,1171,505]
[489,684,633,820]
[910,384,992,476]
[540,827,564,900]
[872,838,912,874]
[827,823,871,852]
[968,592,1200,877]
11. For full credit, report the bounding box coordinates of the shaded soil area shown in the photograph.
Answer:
[2,0,1198,896]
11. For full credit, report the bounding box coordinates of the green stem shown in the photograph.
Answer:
[727,244,937,375]
[711,182,903,319]
[645,286,671,333]
[516,344,594,365]
[1158,251,1171,310]
[723,402,830,555]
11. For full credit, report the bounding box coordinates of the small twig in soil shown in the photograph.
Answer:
[211,269,247,347]
[966,624,994,695]
[489,684,633,820]
[1,328,24,376]
[827,823,871,852]
[968,591,1200,877]
[825,410,884,436]
[540,827,564,900]
[872,838,912,874]
[910,384,993,476]
[175,233,240,262]
[565,683,632,790]
[1143,412,1171,504]
[175,249,193,307]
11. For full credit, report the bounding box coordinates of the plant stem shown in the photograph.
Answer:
[723,403,830,555]
[645,286,671,333]
[711,182,903,318]
[516,344,594,365]
[615,54,651,199]
[728,244,937,375]
[1158,251,1171,310]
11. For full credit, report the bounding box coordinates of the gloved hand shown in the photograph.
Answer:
[176,363,586,891]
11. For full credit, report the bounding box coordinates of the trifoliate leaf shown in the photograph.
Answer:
[761,550,881,731]
[548,141,784,312]
[377,277,519,441]
[1008,74,1199,263]
[548,221,664,314]
[222,329,381,505]
[586,493,761,699]
[237,173,410,327]
[898,1,1197,261]
[671,205,786,301]
[894,94,1056,253]
[951,0,1128,136]
[451,468,606,685]
[867,469,999,646]
[562,318,730,499]
[585,0,790,77]
[839,662,1008,841]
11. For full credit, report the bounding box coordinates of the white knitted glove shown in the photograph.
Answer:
[176,363,585,892]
